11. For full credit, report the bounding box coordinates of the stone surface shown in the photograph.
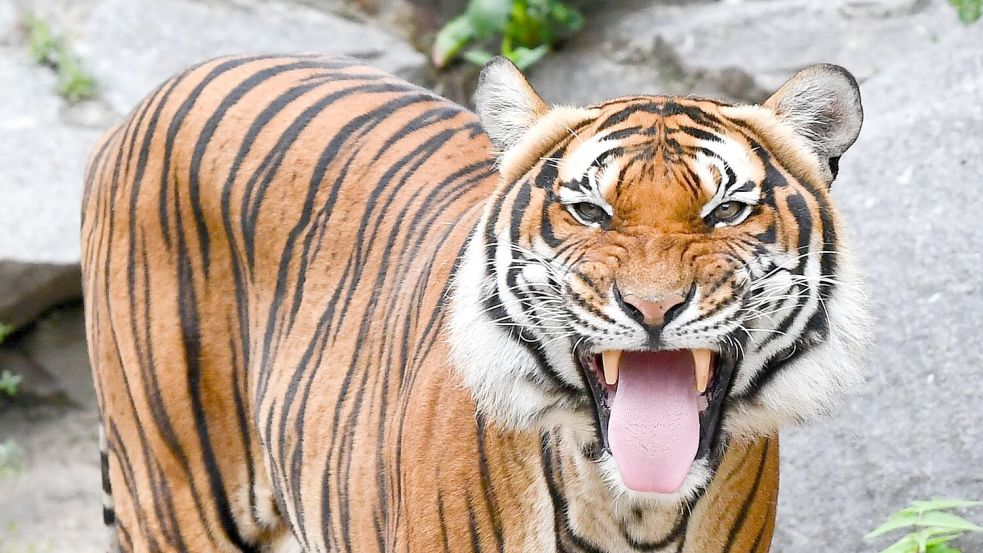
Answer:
[0,404,102,553]
[0,0,15,42]
[0,305,98,550]
[15,304,95,408]
[0,303,91,408]
[527,0,962,106]
[774,26,983,551]
[0,261,81,329]
[0,349,63,402]
[608,0,959,91]
[78,0,428,115]
[0,53,103,266]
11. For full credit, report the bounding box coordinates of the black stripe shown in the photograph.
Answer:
[722,440,772,552]
[174,180,257,551]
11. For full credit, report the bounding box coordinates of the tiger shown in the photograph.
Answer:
[80,54,869,552]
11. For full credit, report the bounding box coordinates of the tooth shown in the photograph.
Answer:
[602,350,622,385]
[693,349,712,393]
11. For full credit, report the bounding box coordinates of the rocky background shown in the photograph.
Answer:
[0,0,980,551]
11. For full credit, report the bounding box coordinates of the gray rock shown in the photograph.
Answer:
[530,29,771,106]
[0,0,15,43]
[0,349,64,403]
[614,0,960,91]
[0,54,103,267]
[0,261,81,330]
[774,26,983,551]
[528,0,962,106]
[14,304,95,408]
[0,404,103,553]
[77,0,428,115]
[0,303,91,406]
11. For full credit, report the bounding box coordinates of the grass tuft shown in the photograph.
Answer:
[25,13,97,103]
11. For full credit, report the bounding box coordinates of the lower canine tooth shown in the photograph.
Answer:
[693,349,712,393]
[602,350,622,385]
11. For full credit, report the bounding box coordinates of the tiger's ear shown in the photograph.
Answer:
[474,57,550,153]
[764,64,863,181]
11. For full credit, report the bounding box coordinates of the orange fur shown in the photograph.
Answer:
[79,55,860,553]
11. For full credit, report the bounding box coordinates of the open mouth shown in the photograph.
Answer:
[576,346,735,494]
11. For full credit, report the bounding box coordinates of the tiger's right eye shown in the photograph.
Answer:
[712,202,743,221]
[570,202,610,226]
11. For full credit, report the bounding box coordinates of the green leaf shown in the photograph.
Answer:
[925,531,967,545]
[462,48,495,67]
[506,44,549,70]
[915,512,983,533]
[432,15,477,68]
[878,533,921,553]
[25,14,60,66]
[547,0,584,33]
[0,321,13,343]
[57,58,97,103]
[926,545,962,553]
[949,0,983,23]
[466,0,512,36]
[0,370,21,397]
[868,512,921,538]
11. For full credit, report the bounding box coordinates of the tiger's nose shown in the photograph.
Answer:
[620,291,687,327]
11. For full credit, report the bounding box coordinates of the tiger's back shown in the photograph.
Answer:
[82,55,506,551]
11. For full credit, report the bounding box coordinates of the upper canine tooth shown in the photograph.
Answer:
[692,349,712,393]
[602,350,622,386]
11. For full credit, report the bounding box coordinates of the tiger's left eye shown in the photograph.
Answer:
[709,201,746,224]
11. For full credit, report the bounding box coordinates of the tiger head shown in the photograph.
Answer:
[448,58,870,501]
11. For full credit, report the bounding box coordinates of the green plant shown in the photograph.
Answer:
[0,321,16,397]
[0,370,20,397]
[56,56,97,103]
[0,440,22,478]
[867,499,983,553]
[432,0,584,70]
[0,322,17,397]
[25,13,97,102]
[0,321,20,480]
[949,0,982,23]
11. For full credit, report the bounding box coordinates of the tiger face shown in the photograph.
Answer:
[449,59,869,500]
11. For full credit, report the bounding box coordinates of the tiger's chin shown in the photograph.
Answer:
[596,453,714,507]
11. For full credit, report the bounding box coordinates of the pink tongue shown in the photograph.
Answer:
[608,350,700,493]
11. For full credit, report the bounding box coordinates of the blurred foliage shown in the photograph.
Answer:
[0,522,54,553]
[0,322,16,399]
[949,0,982,23]
[0,323,19,479]
[0,441,22,478]
[25,13,97,102]
[867,499,983,553]
[432,0,583,70]
[0,371,20,398]
[0,322,17,399]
